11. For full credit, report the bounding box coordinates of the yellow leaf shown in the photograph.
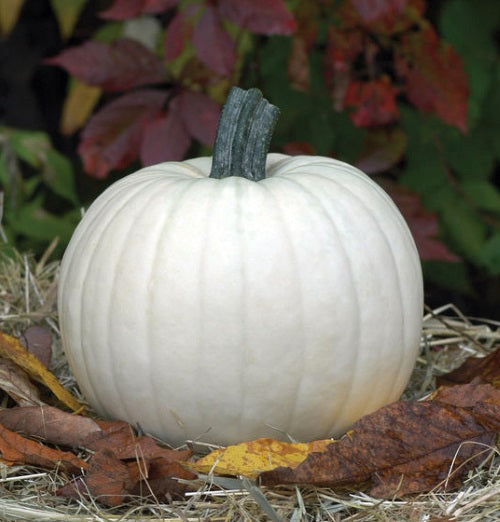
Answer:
[0,331,85,413]
[0,0,26,37]
[50,0,87,40]
[188,437,333,479]
[60,79,101,135]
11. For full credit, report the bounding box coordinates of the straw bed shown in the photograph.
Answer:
[0,247,498,521]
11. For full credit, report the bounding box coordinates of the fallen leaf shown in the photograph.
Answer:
[0,404,195,506]
[0,423,86,473]
[58,449,137,507]
[0,358,42,406]
[189,438,332,479]
[21,325,52,367]
[259,394,498,497]
[0,332,84,412]
[431,383,500,410]
[0,405,101,447]
[436,349,499,388]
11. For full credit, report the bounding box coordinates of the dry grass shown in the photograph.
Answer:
[0,244,498,521]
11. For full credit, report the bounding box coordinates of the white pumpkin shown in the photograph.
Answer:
[58,88,423,446]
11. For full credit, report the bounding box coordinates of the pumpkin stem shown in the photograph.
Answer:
[209,87,280,181]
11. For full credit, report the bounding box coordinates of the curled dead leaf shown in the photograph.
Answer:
[0,331,85,413]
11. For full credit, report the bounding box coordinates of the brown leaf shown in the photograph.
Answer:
[21,325,52,367]
[431,383,500,410]
[0,359,42,406]
[0,423,86,473]
[436,349,500,388]
[58,449,136,507]
[259,398,498,497]
[0,405,101,447]
[0,332,85,412]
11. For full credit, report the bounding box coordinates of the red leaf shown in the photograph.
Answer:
[323,28,363,110]
[396,27,468,132]
[342,0,425,35]
[100,0,178,19]
[193,5,236,76]
[344,77,399,127]
[380,180,460,262]
[78,89,168,178]
[218,0,296,35]
[46,39,165,92]
[174,90,220,146]
[140,111,191,165]
[353,0,407,22]
[164,5,197,62]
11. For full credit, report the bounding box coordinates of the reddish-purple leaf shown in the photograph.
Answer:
[396,27,468,132]
[140,111,191,165]
[323,28,363,110]
[380,180,460,262]
[164,4,198,62]
[344,0,425,35]
[78,89,168,178]
[193,5,236,76]
[174,90,220,146]
[46,39,165,92]
[218,0,296,35]
[352,0,407,23]
[100,0,178,20]
[343,77,399,127]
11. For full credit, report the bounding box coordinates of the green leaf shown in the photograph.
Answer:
[440,0,500,126]
[460,181,500,214]
[441,125,496,181]
[480,233,500,275]
[440,194,488,264]
[422,260,473,295]
[6,129,50,167]
[42,149,79,205]
[50,0,87,40]
[9,197,77,243]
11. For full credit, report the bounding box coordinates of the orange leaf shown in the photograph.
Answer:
[0,331,85,413]
[189,438,332,479]
[0,423,86,473]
